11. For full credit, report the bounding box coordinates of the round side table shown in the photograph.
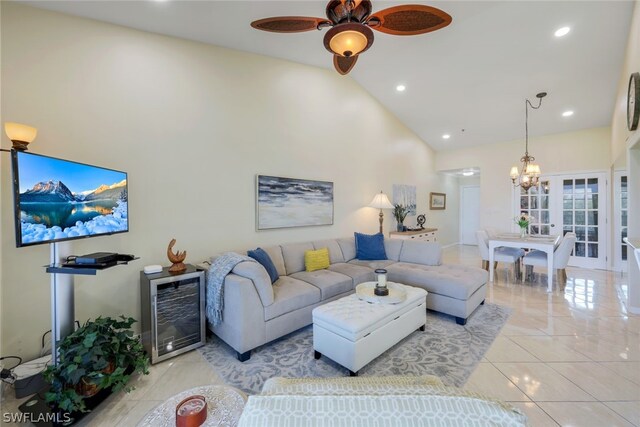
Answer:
[137,385,247,427]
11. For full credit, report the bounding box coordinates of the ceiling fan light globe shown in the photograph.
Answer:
[324,23,374,57]
[330,30,367,56]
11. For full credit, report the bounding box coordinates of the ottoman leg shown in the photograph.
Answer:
[455,317,467,326]
[419,324,426,331]
[480,299,485,305]
[314,350,322,360]
[349,370,358,377]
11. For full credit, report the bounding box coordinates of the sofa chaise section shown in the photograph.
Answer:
[385,241,488,325]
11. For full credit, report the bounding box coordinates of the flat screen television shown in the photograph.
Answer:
[11,151,129,247]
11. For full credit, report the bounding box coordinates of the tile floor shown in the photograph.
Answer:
[450,245,639,426]
[1,245,638,426]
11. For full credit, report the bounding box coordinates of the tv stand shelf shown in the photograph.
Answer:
[45,258,139,275]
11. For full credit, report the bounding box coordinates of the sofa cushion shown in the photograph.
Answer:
[290,270,353,300]
[247,248,279,284]
[263,245,287,277]
[354,232,387,260]
[305,248,330,272]
[264,276,321,321]
[231,261,275,306]
[281,242,315,275]
[328,263,375,285]
[398,241,442,266]
[348,259,397,270]
[386,263,487,300]
[337,238,356,262]
[384,239,403,261]
[312,240,345,264]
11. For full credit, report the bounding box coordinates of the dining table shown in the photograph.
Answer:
[488,233,561,292]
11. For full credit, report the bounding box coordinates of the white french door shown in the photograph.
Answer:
[518,179,553,236]
[613,170,628,272]
[515,172,608,269]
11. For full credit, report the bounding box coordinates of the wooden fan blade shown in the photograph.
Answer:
[334,54,358,75]
[251,16,331,33]
[367,5,452,36]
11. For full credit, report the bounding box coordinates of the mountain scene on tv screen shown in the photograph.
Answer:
[19,178,128,244]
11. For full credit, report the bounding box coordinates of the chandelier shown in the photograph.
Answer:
[510,92,547,191]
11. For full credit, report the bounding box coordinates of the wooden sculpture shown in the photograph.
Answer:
[167,238,187,273]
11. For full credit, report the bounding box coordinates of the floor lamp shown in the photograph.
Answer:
[368,191,394,234]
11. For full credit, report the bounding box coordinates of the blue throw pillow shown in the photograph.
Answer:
[354,232,387,261]
[247,248,279,284]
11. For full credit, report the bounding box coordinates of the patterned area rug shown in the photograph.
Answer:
[199,303,510,395]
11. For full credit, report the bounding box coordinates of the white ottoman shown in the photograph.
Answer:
[312,283,427,375]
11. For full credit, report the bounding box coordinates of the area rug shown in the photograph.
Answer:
[199,303,510,395]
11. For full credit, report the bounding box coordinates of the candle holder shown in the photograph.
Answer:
[374,268,389,296]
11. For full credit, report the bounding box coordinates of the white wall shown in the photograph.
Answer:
[436,127,611,232]
[0,4,459,359]
[611,1,640,165]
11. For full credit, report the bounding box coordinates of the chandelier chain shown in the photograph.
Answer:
[511,92,546,191]
[524,95,544,156]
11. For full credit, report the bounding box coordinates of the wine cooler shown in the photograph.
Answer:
[140,265,206,364]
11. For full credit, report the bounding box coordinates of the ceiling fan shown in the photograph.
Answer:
[250,0,452,75]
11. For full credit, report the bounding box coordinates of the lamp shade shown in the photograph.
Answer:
[5,122,37,143]
[509,166,519,179]
[525,163,541,175]
[369,191,394,209]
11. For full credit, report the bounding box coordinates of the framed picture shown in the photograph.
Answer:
[393,184,417,215]
[429,192,446,210]
[256,175,334,230]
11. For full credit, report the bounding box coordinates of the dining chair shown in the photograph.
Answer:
[476,230,525,279]
[523,232,577,284]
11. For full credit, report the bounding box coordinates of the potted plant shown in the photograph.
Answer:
[43,316,149,414]
[393,204,409,232]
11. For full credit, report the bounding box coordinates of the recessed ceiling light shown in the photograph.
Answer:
[554,26,570,37]
[396,84,406,92]
[562,110,574,117]
[442,134,451,139]
[462,171,474,176]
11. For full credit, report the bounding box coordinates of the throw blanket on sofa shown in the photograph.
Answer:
[206,252,254,326]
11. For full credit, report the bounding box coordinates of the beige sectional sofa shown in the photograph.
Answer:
[208,237,487,361]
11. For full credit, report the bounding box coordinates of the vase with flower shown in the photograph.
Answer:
[392,204,409,232]
[515,213,534,238]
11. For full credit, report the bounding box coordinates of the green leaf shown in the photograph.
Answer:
[83,332,98,347]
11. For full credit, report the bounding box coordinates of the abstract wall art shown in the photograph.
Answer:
[256,175,334,230]
[393,184,417,216]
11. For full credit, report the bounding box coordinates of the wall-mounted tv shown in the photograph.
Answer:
[11,151,129,247]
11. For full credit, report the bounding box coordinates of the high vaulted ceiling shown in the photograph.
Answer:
[23,1,634,151]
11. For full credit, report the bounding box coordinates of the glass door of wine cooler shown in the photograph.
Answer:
[148,269,205,363]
